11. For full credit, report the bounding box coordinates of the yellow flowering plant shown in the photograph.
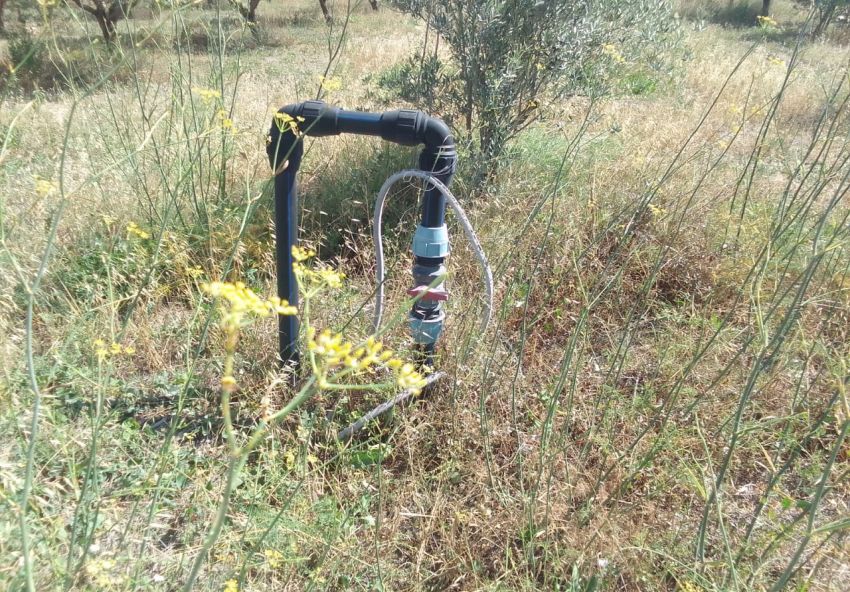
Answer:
[126,221,151,240]
[273,112,305,136]
[293,245,427,395]
[756,15,779,30]
[318,75,343,94]
[186,245,428,590]
[193,87,222,104]
[92,339,135,362]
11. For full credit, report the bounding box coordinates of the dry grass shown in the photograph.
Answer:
[1,0,849,590]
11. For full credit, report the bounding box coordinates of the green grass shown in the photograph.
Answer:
[1,0,849,590]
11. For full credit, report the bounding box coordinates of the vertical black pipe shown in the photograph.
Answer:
[268,117,304,366]
[274,166,300,364]
[418,148,455,227]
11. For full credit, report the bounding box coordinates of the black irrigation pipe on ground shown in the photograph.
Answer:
[336,371,446,442]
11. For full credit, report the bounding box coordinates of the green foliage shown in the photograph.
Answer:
[686,0,763,27]
[2,28,134,92]
[300,139,417,256]
[172,15,261,52]
[810,0,850,36]
[55,227,153,306]
[388,0,680,185]
[6,30,46,79]
[376,53,453,114]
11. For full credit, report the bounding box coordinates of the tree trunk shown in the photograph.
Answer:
[247,0,260,23]
[760,0,772,17]
[95,11,117,42]
[475,116,507,190]
[318,0,332,23]
[813,2,837,37]
[69,0,136,43]
[0,0,6,33]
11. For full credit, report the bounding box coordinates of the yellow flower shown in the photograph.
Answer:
[34,176,57,197]
[185,265,204,279]
[394,362,427,393]
[202,281,297,335]
[94,339,109,362]
[264,549,284,569]
[291,248,345,292]
[319,75,343,93]
[648,203,667,218]
[308,328,352,365]
[291,245,316,262]
[307,328,427,394]
[216,109,236,131]
[274,112,306,136]
[602,44,626,64]
[126,221,151,240]
[93,339,135,361]
[223,579,239,592]
[268,296,298,315]
[193,87,222,104]
[315,268,344,288]
[756,15,778,28]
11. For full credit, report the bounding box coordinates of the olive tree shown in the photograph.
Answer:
[69,0,141,42]
[319,0,379,23]
[318,0,331,22]
[229,0,261,23]
[389,0,677,184]
[811,0,849,37]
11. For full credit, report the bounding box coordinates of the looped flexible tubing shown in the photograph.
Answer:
[372,170,493,335]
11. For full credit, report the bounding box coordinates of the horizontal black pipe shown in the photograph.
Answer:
[280,100,457,227]
[280,100,455,148]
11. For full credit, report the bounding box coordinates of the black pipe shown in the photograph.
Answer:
[277,101,457,227]
[267,120,304,366]
[267,100,456,365]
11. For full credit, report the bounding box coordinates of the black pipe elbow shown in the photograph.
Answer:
[421,116,454,153]
[267,107,305,173]
[377,109,453,150]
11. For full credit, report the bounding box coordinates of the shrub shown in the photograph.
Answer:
[1,29,134,92]
[810,0,850,37]
[387,0,679,186]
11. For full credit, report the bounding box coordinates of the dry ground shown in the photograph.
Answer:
[1,1,849,590]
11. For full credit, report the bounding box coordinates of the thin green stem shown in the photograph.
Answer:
[182,375,317,591]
